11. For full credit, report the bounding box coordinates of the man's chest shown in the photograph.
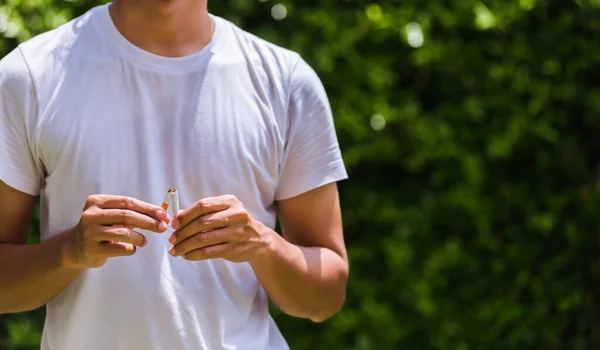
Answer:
[35,68,286,202]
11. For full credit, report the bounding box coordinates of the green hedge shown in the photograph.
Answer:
[2,1,600,349]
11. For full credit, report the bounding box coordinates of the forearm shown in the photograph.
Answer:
[0,228,83,314]
[250,229,349,323]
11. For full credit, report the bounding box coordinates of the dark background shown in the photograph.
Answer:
[2,0,600,349]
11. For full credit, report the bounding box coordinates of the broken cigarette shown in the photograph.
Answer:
[161,191,171,211]
[161,188,180,226]
[168,188,179,219]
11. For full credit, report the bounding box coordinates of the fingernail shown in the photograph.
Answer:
[159,222,168,232]
[141,238,147,247]
[172,220,180,230]
[168,235,176,244]
[168,246,176,256]
[157,209,167,218]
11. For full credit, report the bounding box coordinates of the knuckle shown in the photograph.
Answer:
[127,198,137,209]
[119,228,132,239]
[145,205,155,216]
[235,225,248,237]
[202,217,213,227]
[121,198,134,210]
[80,209,96,224]
[195,233,207,244]
[224,245,235,257]
[196,199,210,209]
[232,208,249,222]
[85,195,100,208]
[118,210,131,221]
[201,247,213,258]
[233,226,248,241]
[239,208,249,218]
[225,194,238,203]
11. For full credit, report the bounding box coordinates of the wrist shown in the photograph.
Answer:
[249,222,281,268]
[53,227,79,269]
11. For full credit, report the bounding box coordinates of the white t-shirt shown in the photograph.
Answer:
[0,4,347,350]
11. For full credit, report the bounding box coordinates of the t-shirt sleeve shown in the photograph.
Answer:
[0,47,43,196]
[274,55,348,201]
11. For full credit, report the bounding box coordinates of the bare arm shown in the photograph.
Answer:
[0,181,170,314]
[169,184,349,322]
[249,183,349,322]
[169,187,349,322]
[0,181,83,313]
[143,51,348,322]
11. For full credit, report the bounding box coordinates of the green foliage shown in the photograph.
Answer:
[2,0,600,349]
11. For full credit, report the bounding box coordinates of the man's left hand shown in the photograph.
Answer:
[168,195,274,263]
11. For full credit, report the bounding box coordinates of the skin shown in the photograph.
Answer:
[109,0,213,58]
[0,0,348,322]
[168,184,349,322]
[0,181,169,313]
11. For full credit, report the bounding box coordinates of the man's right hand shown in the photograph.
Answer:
[62,195,169,269]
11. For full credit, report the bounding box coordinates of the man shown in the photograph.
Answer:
[0,0,349,349]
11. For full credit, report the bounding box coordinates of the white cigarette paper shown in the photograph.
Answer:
[168,188,180,219]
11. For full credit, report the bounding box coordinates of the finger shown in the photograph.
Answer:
[173,196,234,230]
[181,243,230,261]
[99,242,137,258]
[113,224,137,230]
[95,209,168,233]
[169,227,232,257]
[169,209,233,244]
[90,195,169,222]
[96,226,147,247]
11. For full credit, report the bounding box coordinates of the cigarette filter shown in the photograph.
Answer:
[161,192,171,211]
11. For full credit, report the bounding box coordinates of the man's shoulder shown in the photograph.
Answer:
[218,16,301,76]
[225,19,298,56]
[16,6,100,67]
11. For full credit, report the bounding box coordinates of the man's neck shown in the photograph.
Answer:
[109,0,213,58]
